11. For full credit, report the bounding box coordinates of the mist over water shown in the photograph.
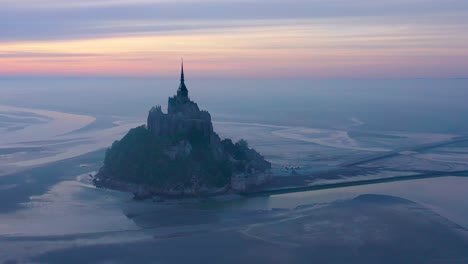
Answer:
[1,78,467,134]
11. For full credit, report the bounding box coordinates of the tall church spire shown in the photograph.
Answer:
[177,58,188,98]
[180,58,185,82]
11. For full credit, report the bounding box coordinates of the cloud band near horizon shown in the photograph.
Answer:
[1,0,468,78]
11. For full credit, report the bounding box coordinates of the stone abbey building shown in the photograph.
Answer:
[145,61,271,192]
[147,62,214,140]
[146,61,227,161]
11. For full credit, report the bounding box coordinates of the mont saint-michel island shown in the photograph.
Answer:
[3,0,468,262]
[93,64,468,200]
[94,63,272,198]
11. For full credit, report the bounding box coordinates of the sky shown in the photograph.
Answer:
[1,0,468,78]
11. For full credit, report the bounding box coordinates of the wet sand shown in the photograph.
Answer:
[1,103,468,263]
[2,194,465,264]
[0,150,104,213]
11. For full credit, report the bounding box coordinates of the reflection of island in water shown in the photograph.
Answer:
[94,62,271,198]
[27,193,468,264]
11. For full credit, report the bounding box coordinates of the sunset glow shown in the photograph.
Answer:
[1,0,468,78]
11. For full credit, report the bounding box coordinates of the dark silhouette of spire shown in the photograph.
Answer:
[180,58,185,82]
[177,58,188,98]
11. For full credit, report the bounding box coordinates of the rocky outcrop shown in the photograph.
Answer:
[94,172,229,199]
[165,140,193,159]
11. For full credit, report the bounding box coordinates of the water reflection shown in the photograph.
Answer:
[197,176,468,228]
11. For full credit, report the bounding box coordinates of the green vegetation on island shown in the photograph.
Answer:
[104,125,235,188]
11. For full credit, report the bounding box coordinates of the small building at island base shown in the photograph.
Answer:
[231,171,273,192]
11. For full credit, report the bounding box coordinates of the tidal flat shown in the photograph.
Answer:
[1,79,468,263]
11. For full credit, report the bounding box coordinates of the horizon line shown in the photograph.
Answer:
[1,75,468,81]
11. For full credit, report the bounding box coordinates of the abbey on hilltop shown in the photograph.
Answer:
[94,61,272,198]
[147,61,215,144]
